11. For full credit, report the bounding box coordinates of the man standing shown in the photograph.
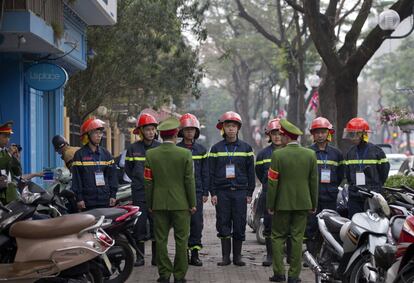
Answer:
[125,113,160,266]
[52,135,80,169]
[144,117,196,283]
[72,117,118,211]
[177,113,209,267]
[209,111,255,267]
[306,117,344,255]
[0,121,22,204]
[255,118,284,266]
[343,117,389,218]
[267,119,318,283]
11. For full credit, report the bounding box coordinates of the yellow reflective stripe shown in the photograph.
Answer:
[345,159,389,165]
[192,154,208,160]
[256,159,271,165]
[339,160,346,165]
[72,160,114,166]
[125,157,146,161]
[209,152,254,157]
[316,160,340,166]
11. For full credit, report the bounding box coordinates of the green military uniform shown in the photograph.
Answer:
[0,121,22,204]
[266,119,318,282]
[144,118,196,282]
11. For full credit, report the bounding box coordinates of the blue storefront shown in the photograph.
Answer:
[0,0,116,175]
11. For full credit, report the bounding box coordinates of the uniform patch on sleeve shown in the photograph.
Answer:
[144,167,153,181]
[268,168,279,181]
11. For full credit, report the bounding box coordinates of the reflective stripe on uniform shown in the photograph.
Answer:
[72,160,114,166]
[344,158,388,165]
[256,159,271,165]
[192,154,208,160]
[125,156,146,161]
[208,152,254,157]
[316,160,341,166]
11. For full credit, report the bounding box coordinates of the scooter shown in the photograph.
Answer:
[304,186,391,283]
[0,187,113,282]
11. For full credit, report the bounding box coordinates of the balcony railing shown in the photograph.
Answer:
[3,0,63,28]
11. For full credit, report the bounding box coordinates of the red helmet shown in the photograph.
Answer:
[133,113,158,135]
[344,117,371,133]
[310,117,334,133]
[178,113,200,139]
[80,117,105,136]
[216,111,242,129]
[265,118,281,134]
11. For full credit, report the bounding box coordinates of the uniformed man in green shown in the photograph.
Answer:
[0,121,22,204]
[266,119,318,283]
[144,117,196,283]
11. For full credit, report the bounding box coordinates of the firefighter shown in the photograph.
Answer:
[209,111,255,266]
[255,118,284,266]
[125,113,161,266]
[72,117,118,211]
[177,113,209,267]
[52,135,80,169]
[306,117,344,255]
[343,117,390,218]
[267,119,318,283]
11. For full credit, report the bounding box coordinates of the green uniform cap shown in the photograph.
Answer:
[280,119,303,136]
[157,117,180,131]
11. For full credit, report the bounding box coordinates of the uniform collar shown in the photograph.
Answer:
[224,138,240,146]
[311,143,330,153]
[287,141,299,146]
[85,145,101,155]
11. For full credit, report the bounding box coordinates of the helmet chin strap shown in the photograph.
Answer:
[88,133,101,147]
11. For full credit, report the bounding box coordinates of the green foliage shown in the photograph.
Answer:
[65,0,208,122]
[385,175,414,188]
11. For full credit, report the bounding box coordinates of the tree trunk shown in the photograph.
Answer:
[287,72,299,126]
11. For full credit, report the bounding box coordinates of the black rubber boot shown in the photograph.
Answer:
[217,238,231,266]
[232,239,245,266]
[262,238,272,266]
[151,241,157,266]
[134,242,145,266]
[189,249,202,266]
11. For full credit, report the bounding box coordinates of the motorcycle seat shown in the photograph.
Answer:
[391,217,405,241]
[9,214,96,239]
[325,215,350,234]
[80,208,127,221]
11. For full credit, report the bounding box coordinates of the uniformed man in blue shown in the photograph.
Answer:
[306,117,344,255]
[255,118,284,266]
[177,113,209,267]
[209,111,255,266]
[0,121,22,204]
[144,117,196,283]
[125,113,160,266]
[267,119,318,283]
[72,117,118,211]
[343,117,389,218]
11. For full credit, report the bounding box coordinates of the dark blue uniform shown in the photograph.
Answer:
[255,145,275,238]
[125,140,160,241]
[209,139,255,241]
[177,141,209,250]
[306,144,344,241]
[345,142,389,218]
[72,145,118,209]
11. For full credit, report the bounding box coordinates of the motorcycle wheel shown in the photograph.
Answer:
[256,221,265,245]
[344,254,371,283]
[104,237,134,283]
[396,269,414,283]
[85,261,104,283]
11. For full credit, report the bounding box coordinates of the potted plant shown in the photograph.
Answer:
[379,106,414,132]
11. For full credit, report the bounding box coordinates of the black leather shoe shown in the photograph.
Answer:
[287,277,301,283]
[269,274,286,282]
[189,249,202,266]
[157,277,170,283]
[174,279,187,283]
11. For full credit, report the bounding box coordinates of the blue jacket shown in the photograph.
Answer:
[124,140,160,200]
[72,145,118,207]
[309,144,345,202]
[255,144,283,191]
[208,139,255,197]
[345,142,390,199]
[177,141,209,197]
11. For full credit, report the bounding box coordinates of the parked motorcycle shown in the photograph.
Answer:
[0,186,113,282]
[304,186,391,283]
[247,186,266,244]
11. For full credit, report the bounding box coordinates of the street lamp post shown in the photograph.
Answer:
[379,5,414,39]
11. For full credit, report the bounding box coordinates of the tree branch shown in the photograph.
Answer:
[335,0,361,26]
[325,0,339,23]
[342,0,372,50]
[234,0,283,46]
[284,0,305,13]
